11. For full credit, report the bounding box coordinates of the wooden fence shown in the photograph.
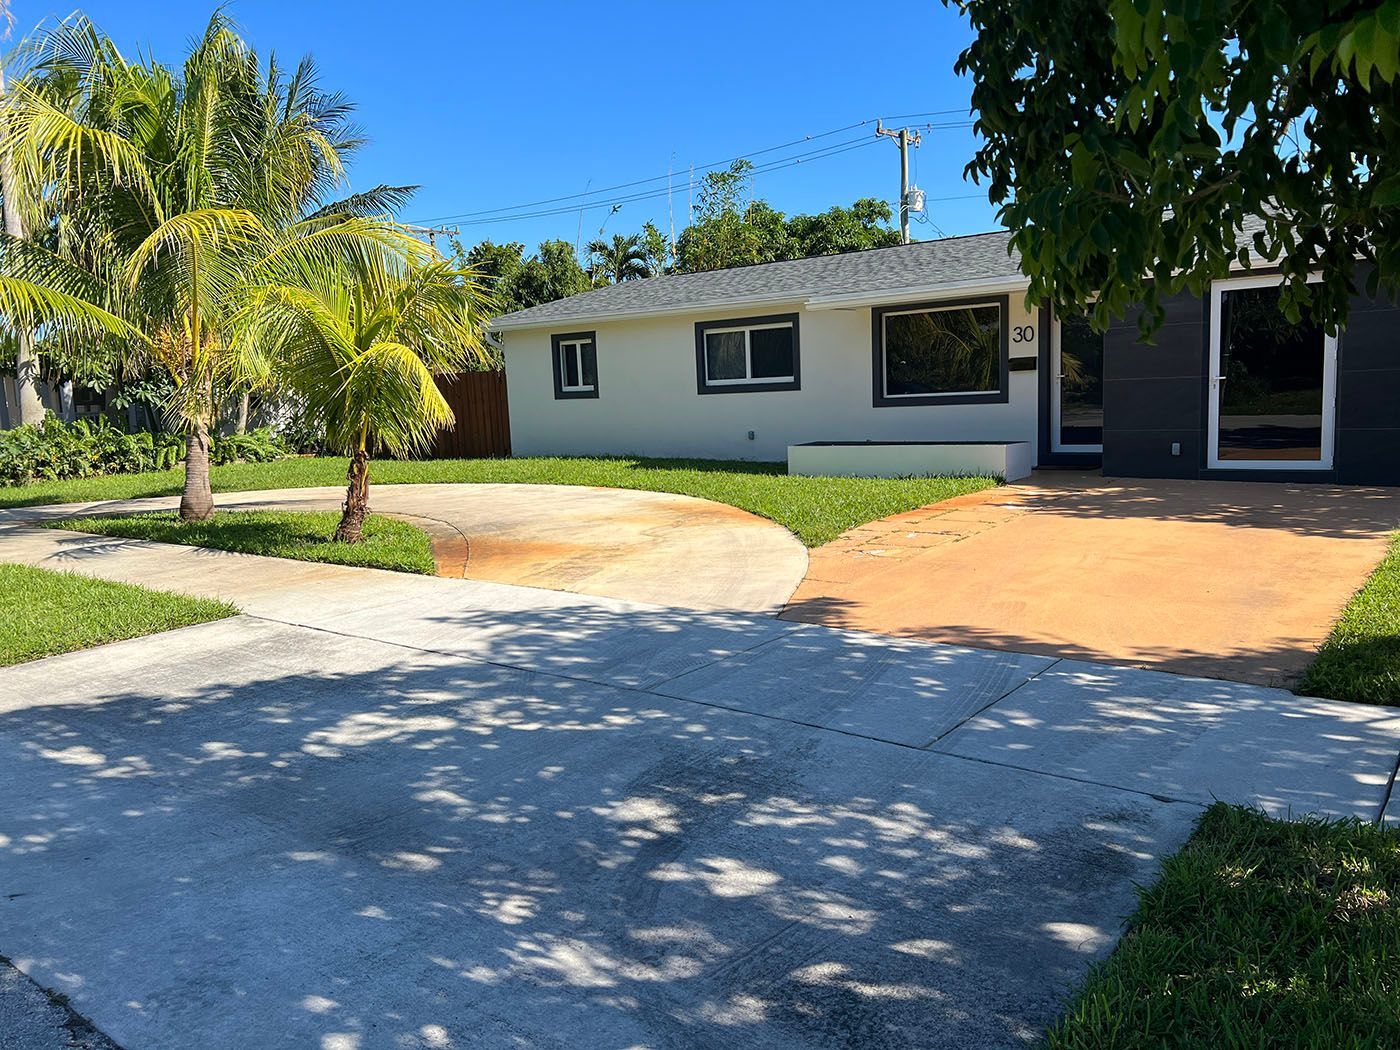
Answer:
[428,370,511,459]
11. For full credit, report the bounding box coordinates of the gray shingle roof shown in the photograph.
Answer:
[491,230,1023,330]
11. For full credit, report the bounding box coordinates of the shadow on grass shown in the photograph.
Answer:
[1299,635,1400,706]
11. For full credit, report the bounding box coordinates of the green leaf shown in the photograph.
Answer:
[1381,0,1400,36]
[1371,173,1400,207]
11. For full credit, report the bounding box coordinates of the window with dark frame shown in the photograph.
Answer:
[694,314,800,393]
[873,298,1008,407]
[551,332,598,400]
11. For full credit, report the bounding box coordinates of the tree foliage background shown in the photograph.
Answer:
[945,0,1400,336]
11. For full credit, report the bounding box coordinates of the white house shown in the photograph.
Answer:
[491,231,1399,486]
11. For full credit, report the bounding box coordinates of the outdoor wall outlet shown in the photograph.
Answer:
[1171,441,1181,456]
[747,430,755,441]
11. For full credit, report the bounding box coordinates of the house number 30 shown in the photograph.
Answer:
[1011,325,1036,343]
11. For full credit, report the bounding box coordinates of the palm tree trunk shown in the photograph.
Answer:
[180,422,215,522]
[334,448,370,544]
[235,391,250,434]
[0,66,47,427]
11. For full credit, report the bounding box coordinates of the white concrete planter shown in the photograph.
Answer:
[787,440,1033,481]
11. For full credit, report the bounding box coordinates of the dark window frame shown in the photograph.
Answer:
[551,331,599,400]
[871,295,1010,407]
[694,313,802,394]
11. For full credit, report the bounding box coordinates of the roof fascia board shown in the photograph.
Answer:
[804,277,1030,310]
[491,292,807,332]
[493,251,1318,334]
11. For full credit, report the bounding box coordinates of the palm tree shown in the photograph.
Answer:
[586,233,648,284]
[232,259,494,543]
[0,14,420,519]
[0,1,49,427]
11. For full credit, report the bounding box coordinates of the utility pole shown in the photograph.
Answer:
[876,120,922,245]
[403,223,460,252]
[667,153,676,255]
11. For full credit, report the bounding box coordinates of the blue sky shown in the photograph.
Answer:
[23,1,1002,253]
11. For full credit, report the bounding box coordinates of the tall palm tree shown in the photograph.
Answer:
[0,14,421,519]
[232,259,494,542]
[586,233,648,285]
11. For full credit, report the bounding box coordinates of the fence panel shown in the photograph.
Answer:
[429,370,511,459]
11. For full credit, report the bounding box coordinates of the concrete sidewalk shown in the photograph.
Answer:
[1,527,1397,1048]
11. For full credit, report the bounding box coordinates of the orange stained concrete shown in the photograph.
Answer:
[782,472,1399,687]
[6,484,810,614]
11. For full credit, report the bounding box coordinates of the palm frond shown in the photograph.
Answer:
[309,184,419,219]
[123,207,263,291]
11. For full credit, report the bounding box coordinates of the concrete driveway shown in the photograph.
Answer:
[786,472,1399,687]
[1,482,808,614]
[1,527,1397,1048]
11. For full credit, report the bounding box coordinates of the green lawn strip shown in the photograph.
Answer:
[0,563,236,667]
[0,456,998,547]
[1299,531,1400,705]
[49,510,437,574]
[1048,803,1400,1049]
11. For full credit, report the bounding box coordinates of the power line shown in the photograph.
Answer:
[416,120,872,223]
[406,113,975,226]
[429,125,975,228]
[443,136,896,228]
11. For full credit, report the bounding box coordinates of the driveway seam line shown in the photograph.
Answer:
[645,622,813,690]
[238,611,803,704]
[923,747,1205,809]
[235,612,1197,807]
[920,657,1065,749]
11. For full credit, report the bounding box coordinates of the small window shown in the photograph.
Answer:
[695,314,800,393]
[872,297,1008,407]
[551,331,598,400]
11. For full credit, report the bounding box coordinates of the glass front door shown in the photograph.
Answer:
[1208,277,1336,469]
[1052,315,1104,452]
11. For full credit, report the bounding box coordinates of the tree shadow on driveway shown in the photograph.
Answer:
[0,615,1197,1049]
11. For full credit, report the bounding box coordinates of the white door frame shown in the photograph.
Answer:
[1050,316,1104,454]
[1206,273,1337,470]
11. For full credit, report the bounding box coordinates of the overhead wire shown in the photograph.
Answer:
[407,112,976,227]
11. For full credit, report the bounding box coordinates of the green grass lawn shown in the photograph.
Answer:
[0,456,999,547]
[50,510,438,574]
[0,563,236,667]
[1049,803,1400,1049]
[1299,532,1400,705]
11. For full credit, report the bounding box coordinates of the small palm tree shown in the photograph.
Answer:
[0,14,416,519]
[585,233,648,285]
[233,259,494,543]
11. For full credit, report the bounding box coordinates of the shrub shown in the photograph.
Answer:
[210,426,291,466]
[0,416,290,486]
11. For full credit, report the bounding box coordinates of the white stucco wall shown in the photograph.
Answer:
[501,294,1042,464]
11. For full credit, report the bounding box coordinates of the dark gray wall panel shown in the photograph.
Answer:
[1104,376,1203,431]
[1335,366,1400,424]
[1335,280,1400,485]
[1100,290,1206,479]
[1103,328,1206,381]
[1102,429,1202,478]
[1336,429,1400,485]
